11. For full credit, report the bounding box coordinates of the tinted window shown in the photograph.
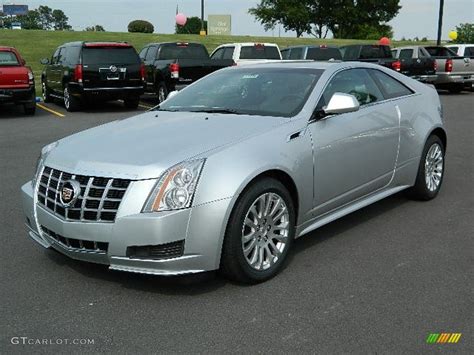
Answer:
[371,70,413,99]
[418,48,429,58]
[464,47,474,58]
[159,44,209,60]
[222,47,235,60]
[82,47,140,64]
[399,49,413,59]
[145,46,158,61]
[340,46,360,60]
[318,69,384,108]
[306,47,342,61]
[211,48,224,60]
[159,68,322,117]
[51,48,61,64]
[289,48,303,59]
[424,46,458,57]
[391,49,397,57]
[448,47,459,55]
[359,45,392,59]
[239,45,281,60]
[0,51,19,66]
[64,47,80,65]
[281,49,290,59]
[139,47,148,60]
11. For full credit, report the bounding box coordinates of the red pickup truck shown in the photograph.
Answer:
[0,47,36,115]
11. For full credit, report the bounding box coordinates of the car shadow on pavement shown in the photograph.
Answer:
[44,191,411,294]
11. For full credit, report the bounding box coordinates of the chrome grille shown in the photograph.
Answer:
[37,166,131,223]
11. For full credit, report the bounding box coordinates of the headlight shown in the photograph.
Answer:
[143,159,205,212]
[32,141,58,187]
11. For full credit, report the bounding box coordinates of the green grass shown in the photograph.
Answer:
[1,29,435,94]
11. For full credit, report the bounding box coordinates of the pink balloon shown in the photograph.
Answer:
[379,37,391,46]
[176,13,187,26]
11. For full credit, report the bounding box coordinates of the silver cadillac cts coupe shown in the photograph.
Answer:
[22,62,446,283]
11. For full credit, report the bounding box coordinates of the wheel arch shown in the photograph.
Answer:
[429,127,447,151]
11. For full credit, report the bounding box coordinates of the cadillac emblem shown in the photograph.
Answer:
[60,180,81,207]
[110,65,118,73]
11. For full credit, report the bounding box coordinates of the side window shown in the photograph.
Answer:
[145,46,158,62]
[281,49,290,59]
[223,47,235,60]
[464,47,474,57]
[64,46,80,65]
[139,47,148,60]
[57,47,67,64]
[391,49,397,58]
[317,69,384,109]
[449,47,459,55]
[399,49,413,59]
[418,48,428,58]
[51,48,61,64]
[371,70,414,99]
[289,48,303,59]
[211,48,225,60]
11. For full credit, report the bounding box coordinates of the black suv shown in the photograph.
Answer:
[40,42,145,111]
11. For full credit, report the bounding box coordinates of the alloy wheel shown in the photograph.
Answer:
[424,143,443,192]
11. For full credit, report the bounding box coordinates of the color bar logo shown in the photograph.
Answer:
[426,333,462,344]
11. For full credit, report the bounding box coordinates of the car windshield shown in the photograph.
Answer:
[0,51,20,66]
[82,47,140,65]
[158,68,323,117]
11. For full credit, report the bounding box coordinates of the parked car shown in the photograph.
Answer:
[0,46,36,115]
[390,47,438,83]
[139,42,234,103]
[40,42,145,112]
[22,62,447,283]
[211,43,282,65]
[340,44,401,72]
[445,44,474,59]
[281,45,342,61]
[394,46,474,93]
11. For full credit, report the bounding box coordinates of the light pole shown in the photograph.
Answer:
[200,0,206,35]
[436,0,444,45]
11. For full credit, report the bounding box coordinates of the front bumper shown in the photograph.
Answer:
[21,181,231,276]
[0,86,35,104]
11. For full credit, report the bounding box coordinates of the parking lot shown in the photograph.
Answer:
[1,92,473,353]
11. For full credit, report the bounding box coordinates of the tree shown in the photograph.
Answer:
[37,5,54,30]
[249,0,401,39]
[128,20,154,33]
[175,17,207,34]
[52,9,71,30]
[85,25,106,32]
[15,10,43,30]
[454,23,474,43]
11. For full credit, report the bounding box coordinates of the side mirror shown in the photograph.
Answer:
[40,58,50,65]
[323,92,360,115]
[167,91,179,100]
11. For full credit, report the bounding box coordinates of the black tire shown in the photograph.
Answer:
[42,79,52,103]
[156,82,168,104]
[408,135,445,201]
[123,96,140,109]
[63,85,81,112]
[24,104,36,115]
[220,178,296,284]
[448,84,463,94]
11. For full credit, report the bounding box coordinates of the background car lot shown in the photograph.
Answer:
[1,92,473,353]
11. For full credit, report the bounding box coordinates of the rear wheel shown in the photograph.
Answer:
[220,178,295,283]
[24,104,36,115]
[63,85,81,112]
[156,82,168,104]
[123,96,140,109]
[409,135,445,200]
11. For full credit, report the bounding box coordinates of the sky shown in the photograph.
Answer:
[2,0,473,39]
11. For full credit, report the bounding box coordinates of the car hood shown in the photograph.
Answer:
[46,111,287,180]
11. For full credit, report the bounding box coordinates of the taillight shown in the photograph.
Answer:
[445,58,453,73]
[392,60,401,72]
[74,64,83,83]
[140,63,146,81]
[170,63,179,79]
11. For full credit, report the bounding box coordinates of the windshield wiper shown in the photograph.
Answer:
[192,108,243,115]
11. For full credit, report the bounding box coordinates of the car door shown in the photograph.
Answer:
[47,47,63,94]
[144,46,158,89]
[308,68,400,216]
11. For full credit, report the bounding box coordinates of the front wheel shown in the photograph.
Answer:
[409,135,445,200]
[42,80,52,103]
[220,178,296,283]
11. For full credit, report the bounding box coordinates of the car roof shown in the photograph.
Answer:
[145,42,204,46]
[0,46,15,51]
[219,43,279,47]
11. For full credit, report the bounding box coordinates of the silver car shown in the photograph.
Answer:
[21,62,447,283]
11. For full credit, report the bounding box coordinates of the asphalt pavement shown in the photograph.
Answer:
[1,92,473,353]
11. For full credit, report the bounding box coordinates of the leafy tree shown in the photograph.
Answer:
[175,16,207,34]
[52,9,71,30]
[37,5,54,30]
[454,23,474,43]
[15,10,43,30]
[85,25,106,32]
[128,20,154,33]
